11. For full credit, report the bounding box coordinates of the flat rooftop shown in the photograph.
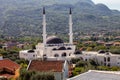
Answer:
[67,70,120,80]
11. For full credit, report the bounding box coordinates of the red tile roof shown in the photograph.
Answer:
[28,60,64,72]
[0,59,20,73]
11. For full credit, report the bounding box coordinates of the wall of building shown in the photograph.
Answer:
[54,72,63,80]
[19,51,37,60]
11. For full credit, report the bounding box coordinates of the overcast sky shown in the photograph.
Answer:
[92,0,120,10]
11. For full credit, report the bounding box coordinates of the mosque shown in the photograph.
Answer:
[19,8,120,67]
[19,8,77,61]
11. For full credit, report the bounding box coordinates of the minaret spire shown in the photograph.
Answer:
[70,7,72,14]
[69,8,73,44]
[42,7,47,46]
[43,7,45,14]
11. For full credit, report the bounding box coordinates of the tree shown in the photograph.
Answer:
[19,71,55,80]
[76,61,88,67]
[30,72,55,80]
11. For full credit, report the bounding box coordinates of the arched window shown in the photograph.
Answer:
[67,47,72,50]
[104,63,106,66]
[107,57,110,62]
[108,63,110,67]
[104,57,106,62]
[62,53,67,57]
[58,47,66,50]
[69,53,71,56]
[53,48,57,50]
[54,54,59,57]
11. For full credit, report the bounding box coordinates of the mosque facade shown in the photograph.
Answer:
[19,8,77,61]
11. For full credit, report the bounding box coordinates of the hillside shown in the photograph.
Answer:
[0,0,120,37]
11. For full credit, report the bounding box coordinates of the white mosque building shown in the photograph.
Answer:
[19,8,77,61]
[19,8,120,67]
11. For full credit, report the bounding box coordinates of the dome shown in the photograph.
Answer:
[74,50,82,55]
[46,36,64,44]
[28,50,35,53]
[98,50,106,54]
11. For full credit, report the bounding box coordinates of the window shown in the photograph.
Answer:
[62,53,67,57]
[33,55,35,57]
[85,59,87,61]
[104,63,106,66]
[54,54,59,57]
[104,57,106,62]
[107,57,110,62]
[67,47,72,50]
[53,48,57,50]
[69,53,71,56]
[58,47,66,50]
[43,54,47,57]
[108,63,110,67]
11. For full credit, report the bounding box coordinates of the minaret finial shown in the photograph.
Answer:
[70,8,72,14]
[43,7,45,14]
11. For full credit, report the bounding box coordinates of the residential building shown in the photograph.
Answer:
[0,59,20,79]
[79,51,120,67]
[27,60,70,80]
[67,70,120,80]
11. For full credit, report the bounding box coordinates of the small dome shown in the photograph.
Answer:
[28,50,35,53]
[74,50,82,55]
[46,36,64,44]
[58,47,66,50]
[98,50,106,54]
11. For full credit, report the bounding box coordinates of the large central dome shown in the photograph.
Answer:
[46,36,64,44]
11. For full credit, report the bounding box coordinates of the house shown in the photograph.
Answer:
[113,42,120,46]
[0,59,20,79]
[67,70,120,80]
[27,60,71,80]
[104,42,113,47]
[19,50,37,61]
[78,51,120,67]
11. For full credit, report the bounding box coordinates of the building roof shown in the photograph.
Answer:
[46,36,64,44]
[0,59,20,71]
[0,59,20,78]
[67,70,120,80]
[28,60,64,72]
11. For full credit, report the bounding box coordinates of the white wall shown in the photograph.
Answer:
[19,51,37,60]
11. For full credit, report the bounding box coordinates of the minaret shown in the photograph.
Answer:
[69,8,73,44]
[42,7,47,46]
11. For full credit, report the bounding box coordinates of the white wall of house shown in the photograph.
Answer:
[19,50,37,60]
[81,51,120,67]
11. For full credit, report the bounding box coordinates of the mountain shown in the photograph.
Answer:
[0,0,120,37]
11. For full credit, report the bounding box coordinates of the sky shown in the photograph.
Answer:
[92,0,120,10]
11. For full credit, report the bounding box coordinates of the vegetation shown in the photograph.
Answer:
[76,41,120,54]
[0,0,120,37]
[19,70,55,80]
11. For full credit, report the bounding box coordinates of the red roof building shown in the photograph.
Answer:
[27,60,71,80]
[28,60,63,72]
[0,59,20,79]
